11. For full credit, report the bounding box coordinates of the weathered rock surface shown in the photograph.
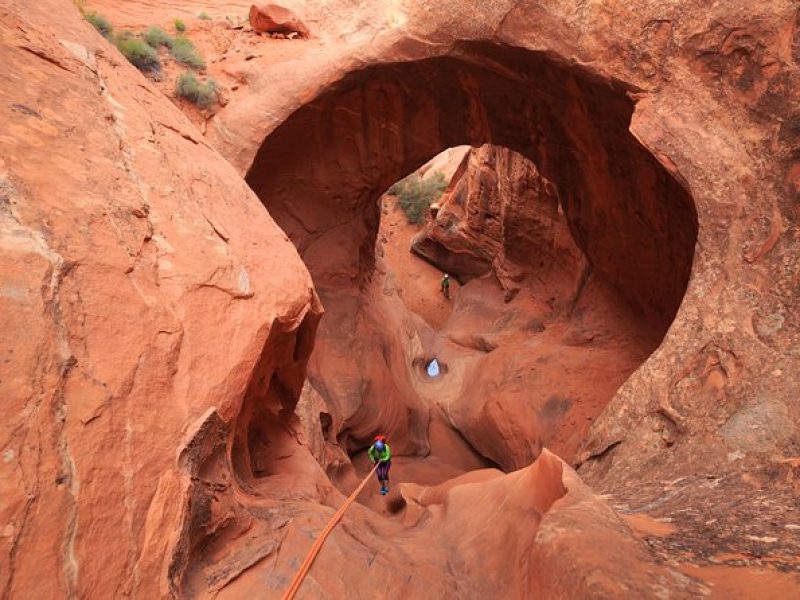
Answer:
[3,0,800,597]
[412,144,584,298]
[0,1,321,597]
[249,3,309,38]
[220,0,800,591]
[416,145,469,183]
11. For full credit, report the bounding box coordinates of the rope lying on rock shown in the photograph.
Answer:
[282,462,379,600]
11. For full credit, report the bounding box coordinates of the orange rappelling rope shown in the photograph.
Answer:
[281,462,380,600]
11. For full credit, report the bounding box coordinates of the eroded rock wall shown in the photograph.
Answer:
[0,1,319,596]
[244,47,697,325]
[3,0,800,597]
[242,48,699,481]
[412,144,586,300]
[222,0,800,583]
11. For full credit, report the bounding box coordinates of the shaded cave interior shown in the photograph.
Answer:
[234,41,699,500]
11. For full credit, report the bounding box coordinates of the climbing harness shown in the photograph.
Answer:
[281,462,380,600]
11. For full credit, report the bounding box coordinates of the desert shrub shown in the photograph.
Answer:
[85,11,113,39]
[175,71,199,101]
[115,35,160,72]
[144,26,172,49]
[389,171,448,225]
[170,36,205,69]
[198,12,212,20]
[175,71,218,108]
[173,18,186,32]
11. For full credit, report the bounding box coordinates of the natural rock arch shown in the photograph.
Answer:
[245,42,698,328]
[239,43,699,473]
[5,0,798,597]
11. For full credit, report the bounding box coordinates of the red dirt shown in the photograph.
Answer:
[376,197,455,329]
[85,2,317,129]
[623,512,679,537]
[676,564,800,599]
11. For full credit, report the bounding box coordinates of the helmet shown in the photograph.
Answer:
[374,440,385,451]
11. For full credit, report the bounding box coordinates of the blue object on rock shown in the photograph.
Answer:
[426,359,440,378]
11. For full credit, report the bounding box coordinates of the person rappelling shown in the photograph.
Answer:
[440,273,451,299]
[368,435,392,495]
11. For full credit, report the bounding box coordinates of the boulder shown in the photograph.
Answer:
[412,144,585,295]
[248,3,309,38]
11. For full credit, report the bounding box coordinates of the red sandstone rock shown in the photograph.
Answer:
[0,2,320,597]
[4,0,800,597]
[217,0,800,590]
[249,3,309,38]
[412,144,585,299]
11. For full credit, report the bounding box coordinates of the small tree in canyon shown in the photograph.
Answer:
[389,171,448,225]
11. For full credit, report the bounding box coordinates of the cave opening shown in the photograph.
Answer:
[243,42,698,492]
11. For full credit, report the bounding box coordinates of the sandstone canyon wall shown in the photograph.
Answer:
[411,144,587,299]
[215,0,800,576]
[1,0,799,598]
[0,1,323,596]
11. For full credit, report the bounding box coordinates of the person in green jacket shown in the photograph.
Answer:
[368,435,392,495]
[441,273,451,299]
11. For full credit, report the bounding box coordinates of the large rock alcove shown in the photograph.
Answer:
[3,0,799,597]
[243,44,698,471]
